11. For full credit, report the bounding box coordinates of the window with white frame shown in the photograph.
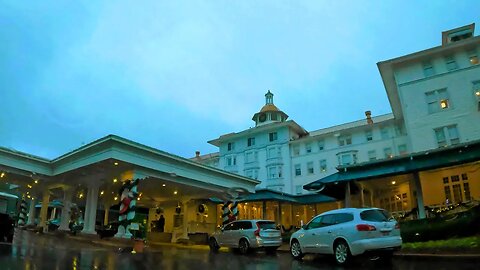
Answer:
[305,143,312,153]
[318,140,325,151]
[384,147,393,159]
[434,125,460,147]
[307,162,314,174]
[244,150,257,163]
[227,142,235,151]
[445,55,458,71]
[319,159,327,172]
[398,144,407,155]
[337,151,357,166]
[267,146,281,159]
[422,61,435,77]
[380,128,390,140]
[425,88,450,114]
[368,150,377,161]
[294,164,301,176]
[338,135,352,146]
[225,155,237,166]
[365,130,373,141]
[245,169,258,180]
[468,49,479,65]
[269,132,278,142]
[473,81,480,111]
[293,145,300,156]
[247,137,255,147]
[267,165,282,179]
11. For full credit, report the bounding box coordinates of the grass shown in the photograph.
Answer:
[401,235,480,253]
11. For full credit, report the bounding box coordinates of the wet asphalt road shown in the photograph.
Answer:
[0,230,479,270]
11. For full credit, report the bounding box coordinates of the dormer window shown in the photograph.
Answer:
[442,24,475,46]
[271,113,278,121]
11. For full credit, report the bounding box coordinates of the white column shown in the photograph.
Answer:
[59,187,73,231]
[82,184,100,234]
[27,197,36,225]
[413,173,426,219]
[39,190,50,231]
[181,200,189,240]
[344,182,351,208]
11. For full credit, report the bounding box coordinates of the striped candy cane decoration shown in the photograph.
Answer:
[118,179,139,235]
[221,201,231,225]
[18,198,27,226]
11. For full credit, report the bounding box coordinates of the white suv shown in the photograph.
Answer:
[209,220,282,254]
[290,208,402,265]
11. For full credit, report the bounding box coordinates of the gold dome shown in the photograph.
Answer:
[260,104,280,112]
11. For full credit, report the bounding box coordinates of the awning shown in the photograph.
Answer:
[304,140,480,198]
[210,189,335,204]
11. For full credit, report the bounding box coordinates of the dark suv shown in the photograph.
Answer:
[0,213,15,243]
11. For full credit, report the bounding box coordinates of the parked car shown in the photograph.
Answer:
[290,208,402,265]
[0,213,15,243]
[209,220,282,254]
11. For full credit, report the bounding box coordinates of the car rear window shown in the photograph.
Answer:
[360,209,391,222]
[257,221,276,230]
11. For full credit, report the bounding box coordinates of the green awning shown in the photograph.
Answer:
[210,189,335,204]
[304,140,480,197]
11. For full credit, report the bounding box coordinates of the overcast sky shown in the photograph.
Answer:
[1,0,479,159]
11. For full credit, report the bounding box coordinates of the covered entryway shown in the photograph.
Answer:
[0,135,259,243]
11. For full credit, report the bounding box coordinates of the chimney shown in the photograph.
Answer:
[365,111,373,125]
[195,151,200,158]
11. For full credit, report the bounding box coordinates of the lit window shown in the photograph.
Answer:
[384,148,393,159]
[468,50,479,65]
[319,160,327,172]
[425,88,450,113]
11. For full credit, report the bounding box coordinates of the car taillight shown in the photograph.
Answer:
[356,224,376,231]
[254,222,260,237]
[395,223,400,229]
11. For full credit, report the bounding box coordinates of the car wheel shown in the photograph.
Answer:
[334,240,351,265]
[290,240,304,260]
[209,238,220,252]
[238,239,250,255]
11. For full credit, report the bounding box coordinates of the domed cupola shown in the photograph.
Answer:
[252,90,289,126]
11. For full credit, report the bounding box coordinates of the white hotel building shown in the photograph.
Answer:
[196,24,480,217]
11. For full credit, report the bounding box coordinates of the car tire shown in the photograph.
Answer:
[290,240,304,260]
[238,239,250,255]
[334,240,351,266]
[209,237,220,252]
